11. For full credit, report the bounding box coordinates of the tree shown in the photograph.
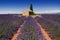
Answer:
[30,4,33,11]
[29,4,35,15]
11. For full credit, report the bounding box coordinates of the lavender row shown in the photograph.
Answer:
[0,14,26,40]
[35,16,60,40]
[16,16,45,40]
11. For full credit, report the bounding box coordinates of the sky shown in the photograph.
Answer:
[0,0,60,14]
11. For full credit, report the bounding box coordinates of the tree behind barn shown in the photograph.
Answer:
[29,4,35,15]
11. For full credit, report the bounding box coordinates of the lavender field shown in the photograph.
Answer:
[35,14,60,40]
[0,14,60,40]
[0,14,26,40]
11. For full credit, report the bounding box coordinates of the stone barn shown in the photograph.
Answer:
[22,10,32,16]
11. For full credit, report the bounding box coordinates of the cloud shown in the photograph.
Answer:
[39,10,60,13]
[0,10,21,14]
[0,10,60,14]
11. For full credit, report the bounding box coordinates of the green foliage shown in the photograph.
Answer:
[29,12,35,15]
[30,4,33,11]
[29,4,36,15]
